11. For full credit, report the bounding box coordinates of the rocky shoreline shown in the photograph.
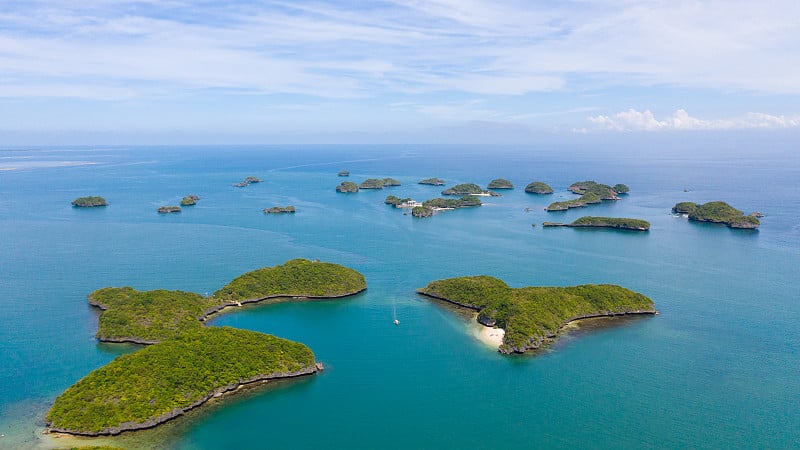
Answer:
[200,287,368,322]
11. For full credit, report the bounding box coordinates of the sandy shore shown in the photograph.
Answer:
[470,314,505,348]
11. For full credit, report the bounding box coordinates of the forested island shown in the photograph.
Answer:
[384,195,415,207]
[543,216,650,231]
[546,180,627,211]
[47,259,367,435]
[71,196,107,207]
[419,177,445,186]
[359,178,401,189]
[672,201,760,229]
[418,276,656,354]
[264,206,296,214]
[233,176,262,187]
[441,183,499,196]
[487,179,514,189]
[180,195,200,206]
[411,196,481,218]
[336,181,359,193]
[157,206,181,214]
[524,181,553,194]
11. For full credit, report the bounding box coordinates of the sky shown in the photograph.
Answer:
[1,0,800,144]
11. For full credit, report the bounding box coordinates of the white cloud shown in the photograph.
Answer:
[587,109,800,131]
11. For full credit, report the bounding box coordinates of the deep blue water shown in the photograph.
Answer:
[0,143,798,449]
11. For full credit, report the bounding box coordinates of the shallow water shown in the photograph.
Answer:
[0,143,798,449]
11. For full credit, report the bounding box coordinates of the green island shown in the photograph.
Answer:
[72,196,108,207]
[180,195,199,206]
[47,327,316,436]
[411,196,481,218]
[48,259,366,435]
[543,216,650,231]
[384,195,414,207]
[417,276,656,354]
[335,181,359,193]
[487,178,514,189]
[338,170,349,177]
[546,180,626,211]
[672,201,760,229]
[233,176,262,187]
[382,177,402,186]
[419,177,445,186]
[359,178,401,189]
[157,206,181,214]
[264,206,296,214]
[441,183,499,196]
[524,181,553,194]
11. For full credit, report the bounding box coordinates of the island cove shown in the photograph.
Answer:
[47,259,366,436]
[418,276,655,354]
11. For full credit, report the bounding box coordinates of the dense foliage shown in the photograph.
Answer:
[419,276,655,353]
[546,192,602,211]
[213,259,367,302]
[441,183,485,195]
[384,195,412,206]
[569,216,650,230]
[419,177,445,185]
[359,178,385,189]
[613,183,630,194]
[71,196,107,207]
[412,206,433,217]
[422,196,481,209]
[90,287,216,343]
[487,178,514,189]
[180,195,199,206]
[336,181,359,193]
[264,206,296,214]
[673,201,760,228]
[382,178,401,186]
[568,181,618,199]
[47,327,315,434]
[524,181,553,194]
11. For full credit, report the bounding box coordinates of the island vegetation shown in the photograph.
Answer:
[543,216,650,231]
[546,180,627,211]
[71,196,107,207]
[524,181,553,194]
[335,181,359,193]
[47,327,317,435]
[264,206,296,214]
[672,201,760,229]
[418,276,656,354]
[338,170,349,177]
[359,178,385,189]
[384,195,414,207]
[613,184,630,194]
[411,196,482,218]
[157,206,181,214]
[441,183,498,196]
[419,177,445,186]
[233,176,262,187]
[487,179,514,189]
[180,195,200,206]
[382,178,401,186]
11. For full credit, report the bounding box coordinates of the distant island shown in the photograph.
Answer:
[672,201,760,229]
[418,276,656,354]
[385,195,418,208]
[71,196,107,207]
[524,181,553,194]
[157,206,181,214]
[338,170,349,177]
[233,176,262,187]
[546,180,627,211]
[264,206,296,214]
[359,178,401,189]
[543,216,650,231]
[336,181,359,193]
[48,259,366,435]
[419,177,445,186]
[442,183,500,196]
[411,196,481,218]
[180,195,200,206]
[487,179,514,189]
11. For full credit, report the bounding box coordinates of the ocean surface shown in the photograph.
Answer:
[0,143,798,449]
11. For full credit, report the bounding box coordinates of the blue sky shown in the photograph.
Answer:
[1,0,799,144]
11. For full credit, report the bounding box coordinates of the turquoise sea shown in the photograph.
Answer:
[0,142,798,449]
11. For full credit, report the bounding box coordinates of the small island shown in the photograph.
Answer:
[157,206,181,214]
[411,196,481,218]
[441,183,499,196]
[385,195,419,208]
[546,180,626,211]
[419,178,445,186]
[233,176,262,187]
[71,196,107,207]
[672,201,760,229]
[338,170,350,177]
[180,195,200,206]
[264,206,296,214]
[487,178,514,189]
[336,181,359,193]
[418,276,656,354]
[524,181,553,194]
[48,259,366,435]
[359,178,385,189]
[542,216,650,231]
